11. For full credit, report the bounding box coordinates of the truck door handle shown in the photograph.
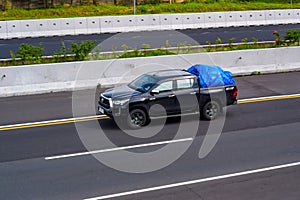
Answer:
[190,92,196,95]
[168,94,175,98]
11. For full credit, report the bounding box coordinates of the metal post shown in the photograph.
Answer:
[291,0,293,9]
[134,0,136,15]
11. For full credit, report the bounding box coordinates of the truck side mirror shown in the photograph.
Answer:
[150,90,159,95]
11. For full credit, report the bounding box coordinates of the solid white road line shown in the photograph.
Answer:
[45,138,193,160]
[84,161,300,200]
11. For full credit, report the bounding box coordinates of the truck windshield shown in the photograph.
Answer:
[128,74,157,93]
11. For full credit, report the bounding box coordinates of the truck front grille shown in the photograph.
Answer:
[99,96,110,109]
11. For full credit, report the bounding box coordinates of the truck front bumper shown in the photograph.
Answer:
[98,105,128,118]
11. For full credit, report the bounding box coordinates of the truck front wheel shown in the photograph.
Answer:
[127,109,148,129]
[202,101,220,120]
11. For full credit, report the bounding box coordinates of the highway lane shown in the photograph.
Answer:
[0,24,299,59]
[1,97,300,162]
[114,165,300,200]
[1,71,300,126]
[0,72,300,199]
[0,100,300,199]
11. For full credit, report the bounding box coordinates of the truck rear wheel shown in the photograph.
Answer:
[127,109,148,129]
[202,101,220,120]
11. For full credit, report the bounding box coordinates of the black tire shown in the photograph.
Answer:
[202,101,220,120]
[127,109,148,129]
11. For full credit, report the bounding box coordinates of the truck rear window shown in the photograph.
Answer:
[176,78,195,89]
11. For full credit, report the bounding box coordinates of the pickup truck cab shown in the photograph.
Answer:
[98,69,237,129]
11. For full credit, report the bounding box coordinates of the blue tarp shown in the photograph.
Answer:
[187,64,236,88]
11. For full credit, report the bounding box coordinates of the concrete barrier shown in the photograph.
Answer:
[36,20,48,37]
[60,18,76,36]
[0,21,7,39]
[111,15,136,33]
[235,11,247,27]
[74,17,88,35]
[204,12,216,28]
[214,12,226,28]
[265,10,276,25]
[100,16,113,33]
[278,10,294,24]
[171,14,184,30]
[87,17,101,34]
[182,14,195,29]
[0,46,299,97]
[45,19,63,36]
[192,13,205,29]
[0,9,298,39]
[246,11,266,26]
[225,12,237,27]
[159,14,173,30]
[135,15,160,32]
[293,9,300,24]
[6,20,22,39]
[20,20,38,38]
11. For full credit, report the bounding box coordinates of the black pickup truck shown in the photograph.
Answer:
[98,69,237,129]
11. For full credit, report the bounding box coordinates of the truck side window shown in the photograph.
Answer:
[176,78,195,89]
[152,81,173,93]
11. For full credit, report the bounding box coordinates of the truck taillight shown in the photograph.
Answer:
[233,87,238,98]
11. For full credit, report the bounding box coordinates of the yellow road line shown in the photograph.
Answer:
[0,116,109,131]
[1,93,300,131]
[237,94,300,104]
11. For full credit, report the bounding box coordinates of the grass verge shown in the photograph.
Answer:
[0,1,300,21]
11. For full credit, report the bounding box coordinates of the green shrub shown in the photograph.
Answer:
[16,43,44,64]
[228,37,235,48]
[252,37,258,44]
[215,37,222,45]
[69,40,96,61]
[241,38,249,48]
[93,45,102,60]
[272,30,284,46]
[176,42,186,54]
[251,71,261,75]
[284,29,300,46]
[205,40,212,52]
[119,49,174,58]
[53,41,68,62]
[121,44,128,54]
[10,50,17,65]
[142,43,151,56]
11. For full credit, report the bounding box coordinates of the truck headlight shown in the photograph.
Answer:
[109,99,113,108]
[113,99,129,106]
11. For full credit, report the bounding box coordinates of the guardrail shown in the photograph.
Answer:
[0,9,300,39]
[0,46,300,97]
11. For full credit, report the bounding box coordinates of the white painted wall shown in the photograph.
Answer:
[0,46,299,97]
[0,9,300,39]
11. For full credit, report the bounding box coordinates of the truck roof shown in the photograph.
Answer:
[146,69,194,80]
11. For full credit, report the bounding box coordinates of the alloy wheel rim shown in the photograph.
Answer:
[131,112,145,126]
[206,103,217,118]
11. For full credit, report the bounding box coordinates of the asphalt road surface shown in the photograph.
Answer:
[1,71,300,126]
[0,72,300,200]
[0,24,299,59]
